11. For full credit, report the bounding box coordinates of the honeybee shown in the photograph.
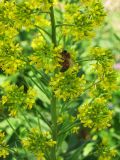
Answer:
[59,50,73,72]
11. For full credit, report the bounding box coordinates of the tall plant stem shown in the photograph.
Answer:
[51,96,57,160]
[48,2,58,159]
[49,3,57,47]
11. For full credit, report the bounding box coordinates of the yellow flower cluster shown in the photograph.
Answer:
[0,132,9,159]
[24,0,51,11]
[25,87,37,109]
[30,35,62,72]
[0,0,52,76]
[63,0,106,40]
[22,128,56,160]
[88,47,117,99]
[0,0,117,158]
[90,47,113,60]
[15,1,50,30]
[0,41,25,75]
[0,1,17,37]
[77,97,113,130]
[0,1,27,75]
[81,0,97,6]
[71,127,80,134]
[0,82,36,117]
[97,140,117,160]
[0,0,51,31]
[50,65,86,101]
[98,149,117,160]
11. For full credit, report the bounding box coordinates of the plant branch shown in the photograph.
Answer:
[49,3,57,46]
[21,110,32,128]
[55,24,75,28]
[35,25,51,37]
[36,108,51,128]
[6,118,20,139]
[27,75,46,94]
[50,96,57,160]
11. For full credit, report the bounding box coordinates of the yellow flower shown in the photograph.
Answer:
[0,132,5,138]
[36,152,46,160]
[72,127,80,134]
[1,96,8,105]
[50,65,86,101]
[0,83,36,116]
[31,35,45,49]
[22,139,30,148]
[46,139,57,147]
[57,116,63,124]
[0,132,9,159]
[110,149,118,157]
[0,148,9,159]
[34,16,50,27]
[77,97,113,130]
[9,109,17,117]
[25,88,36,109]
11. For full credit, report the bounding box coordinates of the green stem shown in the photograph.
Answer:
[36,110,42,131]
[6,118,20,139]
[49,3,57,46]
[51,96,57,160]
[5,117,29,157]
[27,75,45,94]
[48,2,58,159]
[21,111,32,128]
[35,25,51,37]
[55,24,75,28]
[38,11,50,14]
[36,108,51,128]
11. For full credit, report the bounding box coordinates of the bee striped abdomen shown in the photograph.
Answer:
[59,50,71,72]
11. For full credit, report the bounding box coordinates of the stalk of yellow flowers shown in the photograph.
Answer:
[0,0,118,159]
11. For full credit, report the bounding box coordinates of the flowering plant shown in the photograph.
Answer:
[0,0,118,159]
